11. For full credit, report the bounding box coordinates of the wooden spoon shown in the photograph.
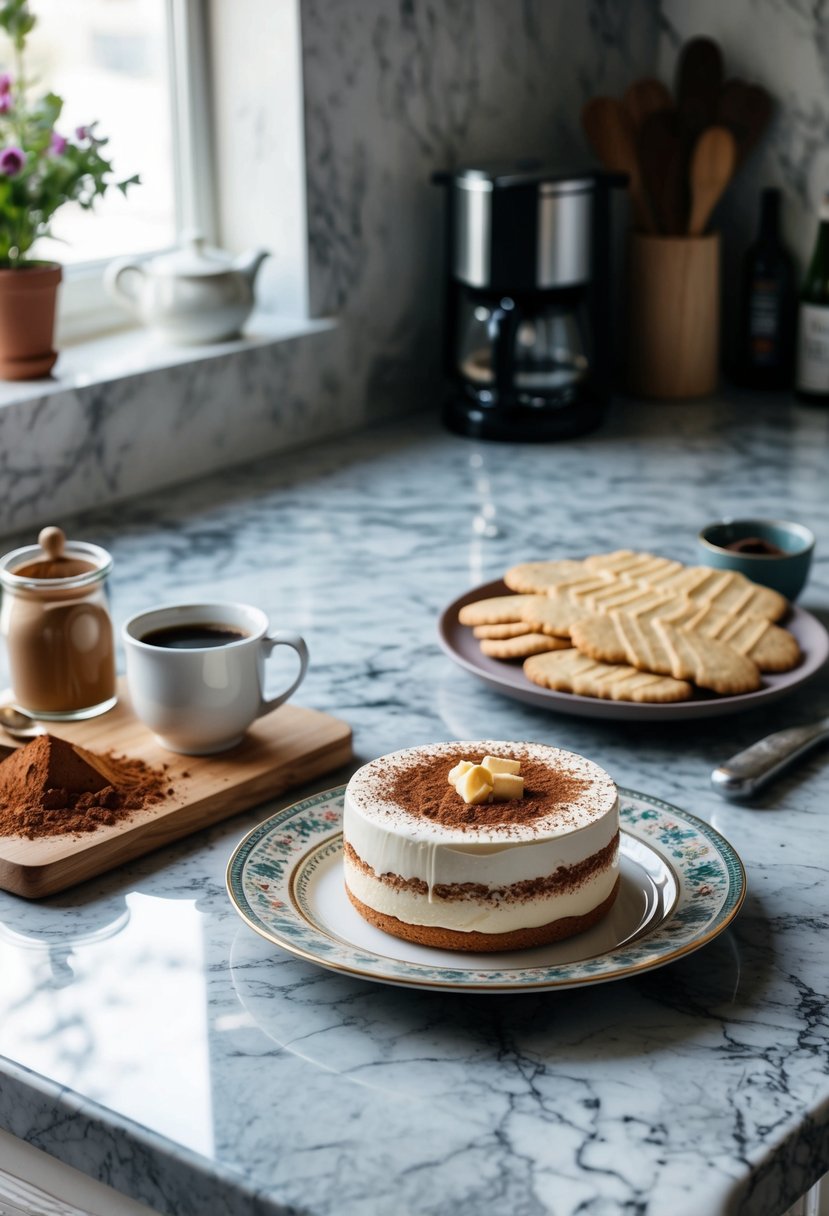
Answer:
[675,36,724,140]
[623,78,673,132]
[688,125,738,235]
[638,108,686,235]
[581,96,655,231]
[717,78,774,165]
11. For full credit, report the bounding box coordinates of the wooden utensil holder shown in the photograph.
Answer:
[627,232,720,399]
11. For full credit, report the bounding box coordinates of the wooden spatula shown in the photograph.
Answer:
[676,36,724,140]
[638,108,686,234]
[688,125,737,235]
[581,96,655,231]
[717,78,774,165]
[623,78,673,132]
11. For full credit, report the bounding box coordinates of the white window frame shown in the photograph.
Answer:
[56,0,216,345]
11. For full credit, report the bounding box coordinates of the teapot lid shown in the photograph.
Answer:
[149,234,234,278]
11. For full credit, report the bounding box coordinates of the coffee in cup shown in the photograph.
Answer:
[139,623,250,650]
[122,602,309,754]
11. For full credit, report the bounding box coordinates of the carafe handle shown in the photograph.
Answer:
[488,298,520,405]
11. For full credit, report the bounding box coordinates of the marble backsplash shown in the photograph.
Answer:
[1,0,825,538]
[300,0,659,320]
[1,0,657,539]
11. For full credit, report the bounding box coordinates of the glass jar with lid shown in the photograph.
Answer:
[0,527,117,719]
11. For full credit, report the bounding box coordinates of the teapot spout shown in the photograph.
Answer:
[233,248,269,284]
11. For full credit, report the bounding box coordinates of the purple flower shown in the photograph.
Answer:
[75,124,89,141]
[50,131,67,155]
[0,73,11,95]
[0,146,25,176]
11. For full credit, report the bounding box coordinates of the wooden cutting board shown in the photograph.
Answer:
[0,681,352,899]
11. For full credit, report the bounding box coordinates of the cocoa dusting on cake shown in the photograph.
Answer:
[387,751,590,829]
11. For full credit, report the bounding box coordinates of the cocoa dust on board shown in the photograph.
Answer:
[0,734,173,839]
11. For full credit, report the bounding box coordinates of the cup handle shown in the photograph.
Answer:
[258,631,309,717]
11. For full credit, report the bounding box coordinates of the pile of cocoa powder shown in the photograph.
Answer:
[389,752,590,830]
[0,734,172,839]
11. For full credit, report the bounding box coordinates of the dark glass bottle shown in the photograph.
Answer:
[738,188,796,389]
[795,192,829,404]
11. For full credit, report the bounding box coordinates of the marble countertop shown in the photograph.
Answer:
[0,393,828,1216]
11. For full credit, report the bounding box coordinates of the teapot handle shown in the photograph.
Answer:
[104,258,146,313]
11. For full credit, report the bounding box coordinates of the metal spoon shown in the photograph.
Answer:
[711,719,829,800]
[0,705,46,742]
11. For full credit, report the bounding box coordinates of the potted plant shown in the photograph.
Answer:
[0,0,138,380]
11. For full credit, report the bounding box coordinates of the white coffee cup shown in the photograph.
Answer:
[122,602,309,755]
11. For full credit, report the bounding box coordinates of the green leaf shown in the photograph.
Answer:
[0,4,139,254]
[0,0,36,52]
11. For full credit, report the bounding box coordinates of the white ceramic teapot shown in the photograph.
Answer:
[104,235,269,345]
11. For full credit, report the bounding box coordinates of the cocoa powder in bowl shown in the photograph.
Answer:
[0,734,172,839]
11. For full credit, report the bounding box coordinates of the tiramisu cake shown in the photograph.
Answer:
[342,741,619,951]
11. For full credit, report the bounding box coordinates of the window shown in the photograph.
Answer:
[2,0,306,347]
[19,0,215,340]
[28,0,176,265]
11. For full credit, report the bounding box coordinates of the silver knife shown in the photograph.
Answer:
[711,719,829,800]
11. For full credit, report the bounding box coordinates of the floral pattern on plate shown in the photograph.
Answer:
[226,786,746,992]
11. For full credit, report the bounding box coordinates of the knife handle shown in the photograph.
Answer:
[711,720,829,800]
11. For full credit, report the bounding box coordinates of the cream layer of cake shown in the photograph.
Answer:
[343,741,619,942]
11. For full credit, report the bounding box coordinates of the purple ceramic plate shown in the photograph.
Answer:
[437,579,829,722]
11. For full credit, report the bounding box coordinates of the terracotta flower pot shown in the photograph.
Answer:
[0,263,62,381]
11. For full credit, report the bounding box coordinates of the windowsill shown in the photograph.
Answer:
[0,312,334,409]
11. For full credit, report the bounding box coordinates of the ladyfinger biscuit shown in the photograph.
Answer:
[523,649,692,703]
[503,560,589,593]
[518,593,596,638]
[654,619,762,694]
[571,612,761,695]
[472,622,535,639]
[677,602,801,672]
[569,598,799,676]
[523,585,680,638]
[458,594,541,626]
[480,633,570,659]
[584,550,788,621]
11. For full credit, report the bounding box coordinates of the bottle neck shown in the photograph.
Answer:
[810,222,829,267]
[757,189,781,242]
[803,210,829,298]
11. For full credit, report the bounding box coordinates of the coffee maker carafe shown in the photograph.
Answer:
[434,162,622,441]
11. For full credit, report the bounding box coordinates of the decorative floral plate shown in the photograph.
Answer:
[226,786,746,993]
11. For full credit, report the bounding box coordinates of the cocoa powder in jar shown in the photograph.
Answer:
[0,541,116,715]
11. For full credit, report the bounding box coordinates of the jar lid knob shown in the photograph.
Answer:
[38,526,65,560]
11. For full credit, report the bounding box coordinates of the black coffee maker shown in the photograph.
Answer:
[434,162,623,441]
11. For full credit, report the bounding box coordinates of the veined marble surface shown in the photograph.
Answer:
[0,396,828,1216]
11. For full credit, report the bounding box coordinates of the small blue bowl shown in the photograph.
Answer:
[697,519,815,601]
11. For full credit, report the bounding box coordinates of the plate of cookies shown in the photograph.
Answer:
[438,549,829,721]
